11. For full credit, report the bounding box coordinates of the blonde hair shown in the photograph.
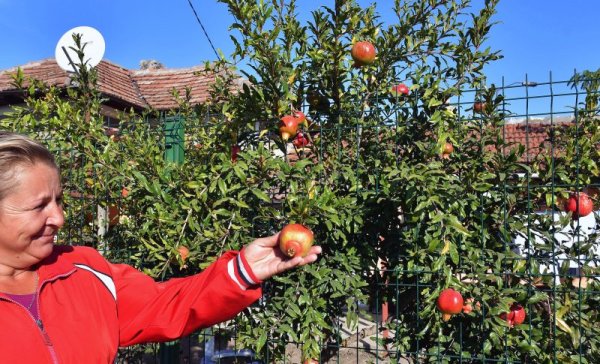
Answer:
[0,131,58,201]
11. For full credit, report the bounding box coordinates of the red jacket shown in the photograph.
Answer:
[0,245,262,363]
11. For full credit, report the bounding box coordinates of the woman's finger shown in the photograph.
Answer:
[252,232,280,248]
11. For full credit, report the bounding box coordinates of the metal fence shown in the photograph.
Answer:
[5,73,599,363]
[123,76,597,363]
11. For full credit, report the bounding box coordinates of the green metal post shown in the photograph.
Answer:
[159,341,180,363]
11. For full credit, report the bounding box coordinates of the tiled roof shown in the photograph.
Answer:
[503,117,576,159]
[0,59,70,90]
[0,58,217,110]
[96,61,145,107]
[504,117,574,146]
[284,117,583,163]
[131,66,213,110]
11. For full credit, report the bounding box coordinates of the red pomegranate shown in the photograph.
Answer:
[436,288,464,321]
[279,115,300,141]
[564,192,594,218]
[278,223,314,258]
[351,41,376,67]
[293,132,309,148]
[499,302,526,327]
[391,83,410,96]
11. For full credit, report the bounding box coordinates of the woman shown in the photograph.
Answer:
[0,131,321,363]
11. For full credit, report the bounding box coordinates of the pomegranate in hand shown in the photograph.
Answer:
[278,224,314,258]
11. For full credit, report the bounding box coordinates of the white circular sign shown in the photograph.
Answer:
[55,26,105,72]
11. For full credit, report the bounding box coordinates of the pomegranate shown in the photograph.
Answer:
[462,303,473,314]
[462,298,473,314]
[462,297,480,314]
[441,142,454,159]
[177,246,190,262]
[391,83,409,96]
[564,192,594,218]
[351,41,376,67]
[293,110,308,128]
[436,288,464,321]
[473,101,486,114]
[293,132,310,148]
[279,115,300,141]
[231,145,241,162]
[278,223,314,258]
[499,302,526,327]
[442,142,454,155]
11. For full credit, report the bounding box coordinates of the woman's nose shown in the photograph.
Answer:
[48,202,65,228]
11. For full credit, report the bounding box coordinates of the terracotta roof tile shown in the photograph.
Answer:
[502,118,576,159]
[0,58,219,110]
[131,66,214,109]
[96,61,146,107]
[0,59,70,91]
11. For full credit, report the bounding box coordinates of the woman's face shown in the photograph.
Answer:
[0,162,64,269]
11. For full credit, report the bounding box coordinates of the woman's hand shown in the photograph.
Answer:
[243,232,322,281]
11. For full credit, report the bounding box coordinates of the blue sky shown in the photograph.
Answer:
[1,1,599,88]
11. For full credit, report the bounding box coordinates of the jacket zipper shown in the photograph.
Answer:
[0,296,59,364]
[35,270,76,364]
[35,318,60,364]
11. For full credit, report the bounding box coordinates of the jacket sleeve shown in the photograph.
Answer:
[112,249,262,346]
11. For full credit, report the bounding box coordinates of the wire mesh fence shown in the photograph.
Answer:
[2,72,599,363]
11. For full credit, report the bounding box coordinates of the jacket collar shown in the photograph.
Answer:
[37,245,77,282]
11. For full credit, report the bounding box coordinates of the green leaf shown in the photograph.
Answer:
[449,243,459,265]
[526,292,548,305]
[255,331,267,353]
[251,188,271,202]
[445,215,471,236]
[555,317,572,334]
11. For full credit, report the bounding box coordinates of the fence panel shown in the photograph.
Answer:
[3,73,599,363]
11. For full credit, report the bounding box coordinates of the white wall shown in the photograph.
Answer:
[513,210,598,284]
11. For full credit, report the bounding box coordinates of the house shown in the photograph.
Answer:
[0,58,234,124]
